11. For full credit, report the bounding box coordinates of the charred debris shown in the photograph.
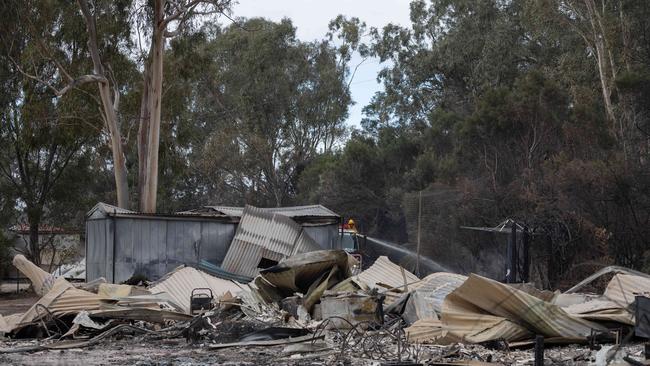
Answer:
[2,208,650,365]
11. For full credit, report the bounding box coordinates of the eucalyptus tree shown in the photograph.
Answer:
[188,19,352,206]
[8,0,234,212]
[0,1,101,263]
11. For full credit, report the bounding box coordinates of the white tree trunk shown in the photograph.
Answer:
[142,0,165,213]
[78,0,129,209]
[138,61,151,212]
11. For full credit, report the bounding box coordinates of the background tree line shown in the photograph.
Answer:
[1,0,649,288]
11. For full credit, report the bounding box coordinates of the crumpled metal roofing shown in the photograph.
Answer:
[442,291,533,343]
[0,277,105,334]
[564,265,650,294]
[259,250,352,311]
[355,255,420,290]
[220,205,322,278]
[404,319,445,343]
[563,298,634,325]
[604,273,650,307]
[12,254,55,296]
[410,272,467,314]
[149,266,243,314]
[184,204,339,219]
[443,274,604,341]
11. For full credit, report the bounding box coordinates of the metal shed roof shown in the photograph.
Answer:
[87,202,136,219]
[180,204,339,219]
[86,202,236,222]
[87,202,339,224]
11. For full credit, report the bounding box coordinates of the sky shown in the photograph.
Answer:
[231,0,413,128]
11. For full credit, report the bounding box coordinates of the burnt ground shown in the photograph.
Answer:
[0,292,647,365]
[0,337,343,366]
[0,335,647,366]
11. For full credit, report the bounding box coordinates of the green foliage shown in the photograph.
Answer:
[157,18,352,209]
[305,0,650,286]
[2,0,650,287]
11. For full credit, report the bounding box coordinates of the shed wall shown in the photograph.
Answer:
[304,224,339,250]
[87,217,236,283]
[86,218,113,282]
[87,217,336,283]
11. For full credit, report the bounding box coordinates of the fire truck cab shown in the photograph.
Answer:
[340,219,363,268]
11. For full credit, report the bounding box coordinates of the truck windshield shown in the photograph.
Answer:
[341,233,357,251]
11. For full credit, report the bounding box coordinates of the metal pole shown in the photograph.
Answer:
[522,226,530,283]
[416,190,422,277]
[534,335,544,366]
[340,216,344,250]
[513,221,518,282]
[506,220,517,283]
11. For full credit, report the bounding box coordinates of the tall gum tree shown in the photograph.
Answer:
[13,0,233,212]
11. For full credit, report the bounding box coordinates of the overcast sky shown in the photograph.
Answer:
[232,0,412,128]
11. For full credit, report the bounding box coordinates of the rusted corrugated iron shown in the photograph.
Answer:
[221,205,321,278]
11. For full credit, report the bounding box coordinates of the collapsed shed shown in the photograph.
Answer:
[85,202,340,283]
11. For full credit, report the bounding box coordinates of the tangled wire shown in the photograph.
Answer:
[311,316,421,363]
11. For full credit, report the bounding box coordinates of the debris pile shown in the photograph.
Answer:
[2,210,650,364]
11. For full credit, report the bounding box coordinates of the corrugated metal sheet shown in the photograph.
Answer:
[405,319,445,343]
[199,204,339,218]
[604,273,650,307]
[355,255,420,290]
[179,205,339,220]
[410,272,467,314]
[563,299,634,325]
[3,277,104,333]
[88,216,236,283]
[221,205,321,278]
[303,225,339,250]
[12,254,55,296]
[86,202,135,219]
[442,274,604,342]
[149,266,243,314]
[441,291,532,343]
[564,265,650,294]
[86,202,340,283]
[260,250,350,291]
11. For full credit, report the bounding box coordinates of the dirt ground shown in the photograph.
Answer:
[0,292,39,316]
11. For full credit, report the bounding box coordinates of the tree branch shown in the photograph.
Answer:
[11,57,107,97]
[56,74,108,96]
[162,0,203,27]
